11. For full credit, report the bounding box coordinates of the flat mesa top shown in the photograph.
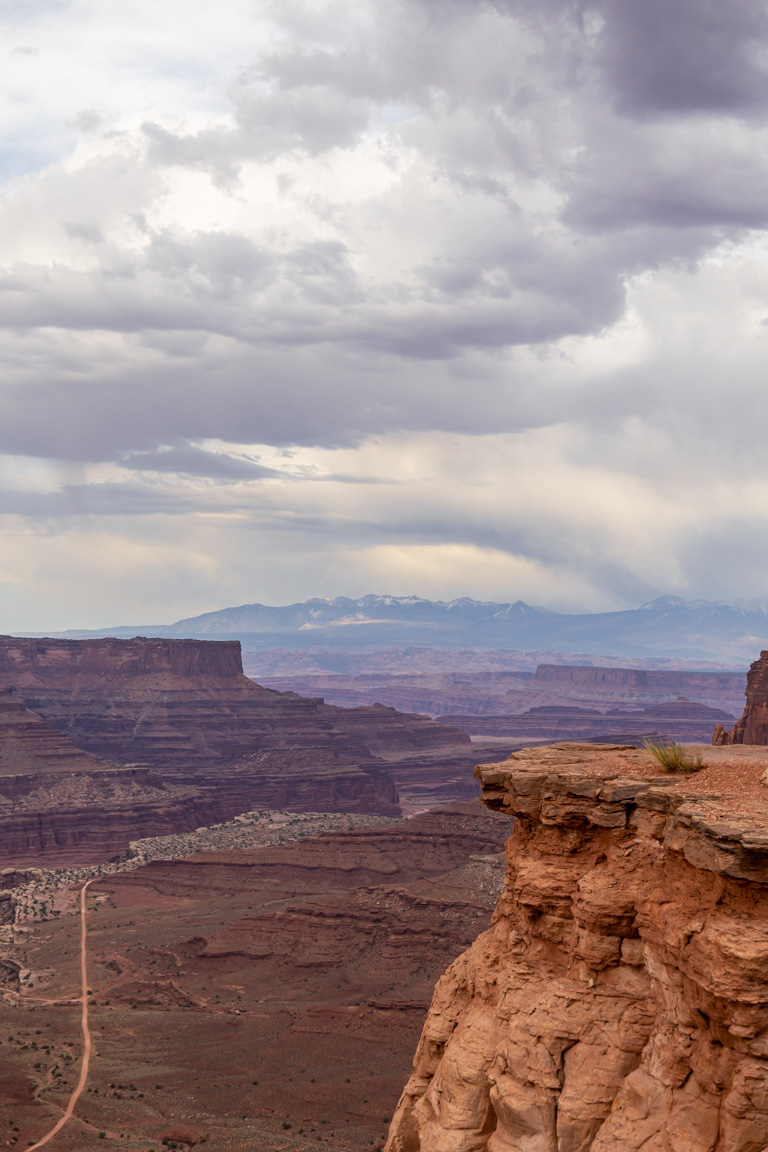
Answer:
[476,741,768,811]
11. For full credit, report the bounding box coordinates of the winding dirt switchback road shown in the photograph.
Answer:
[28,878,94,1150]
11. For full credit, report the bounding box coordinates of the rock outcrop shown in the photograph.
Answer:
[714,649,768,746]
[387,742,768,1152]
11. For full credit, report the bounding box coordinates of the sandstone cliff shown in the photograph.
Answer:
[0,689,109,774]
[387,742,768,1152]
[530,665,745,711]
[714,649,768,746]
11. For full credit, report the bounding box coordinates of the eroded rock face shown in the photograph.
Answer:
[387,742,768,1152]
[0,688,108,774]
[0,689,228,864]
[714,649,768,746]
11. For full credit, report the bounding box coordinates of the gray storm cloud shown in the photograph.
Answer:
[1,0,768,627]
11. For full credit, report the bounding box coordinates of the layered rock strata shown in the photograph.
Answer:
[0,689,109,774]
[714,649,768,745]
[0,637,467,767]
[0,767,227,866]
[110,802,510,898]
[387,742,768,1152]
[189,748,399,817]
[530,665,745,714]
[258,663,746,720]
[442,699,734,744]
[0,637,472,817]
[0,690,227,864]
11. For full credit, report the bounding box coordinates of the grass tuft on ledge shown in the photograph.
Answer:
[644,739,705,774]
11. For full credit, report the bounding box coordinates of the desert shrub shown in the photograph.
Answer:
[644,739,705,774]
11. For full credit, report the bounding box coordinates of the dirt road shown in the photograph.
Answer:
[28,878,94,1150]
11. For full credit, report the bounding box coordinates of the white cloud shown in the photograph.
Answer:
[2,0,768,627]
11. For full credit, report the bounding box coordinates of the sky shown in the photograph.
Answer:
[3,0,768,629]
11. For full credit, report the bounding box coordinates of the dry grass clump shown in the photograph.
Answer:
[644,739,705,774]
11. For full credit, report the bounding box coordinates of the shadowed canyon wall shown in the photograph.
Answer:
[0,688,227,864]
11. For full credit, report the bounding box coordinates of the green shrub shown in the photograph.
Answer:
[644,739,705,774]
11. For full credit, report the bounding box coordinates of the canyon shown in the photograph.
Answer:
[256,660,746,725]
[0,690,227,866]
[387,741,768,1152]
[439,699,735,744]
[4,631,765,1148]
[0,801,512,1150]
[0,637,467,768]
[0,637,485,857]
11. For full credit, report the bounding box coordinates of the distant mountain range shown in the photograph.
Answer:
[21,593,768,663]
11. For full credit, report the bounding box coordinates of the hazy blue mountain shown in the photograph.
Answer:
[30,593,768,662]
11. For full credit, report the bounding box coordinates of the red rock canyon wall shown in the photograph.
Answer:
[387,742,768,1152]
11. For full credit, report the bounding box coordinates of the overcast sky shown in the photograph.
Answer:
[3,0,768,628]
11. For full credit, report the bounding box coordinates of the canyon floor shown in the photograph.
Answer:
[0,802,511,1151]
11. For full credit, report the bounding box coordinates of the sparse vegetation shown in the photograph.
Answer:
[644,739,705,774]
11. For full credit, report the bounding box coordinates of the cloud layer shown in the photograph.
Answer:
[2,0,768,628]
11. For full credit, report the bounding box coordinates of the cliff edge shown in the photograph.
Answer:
[386,741,768,1152]
[714,649,768,746]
